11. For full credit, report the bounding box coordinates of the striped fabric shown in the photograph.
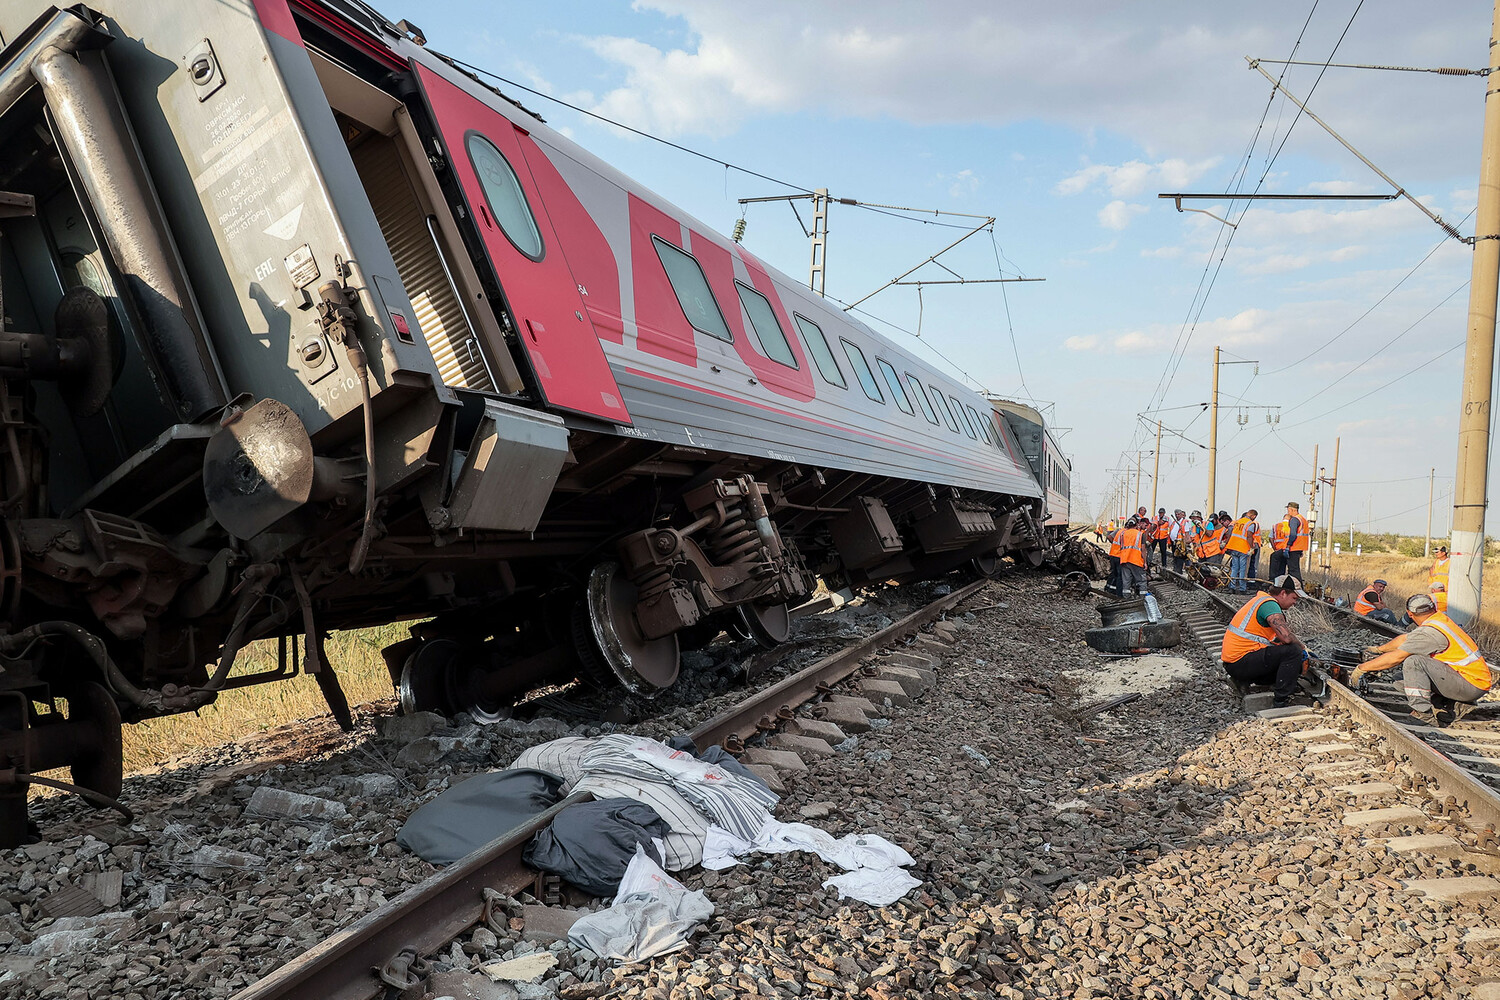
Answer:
[509,737,592,783]
[580,735,776,841]
[569,773,707,870]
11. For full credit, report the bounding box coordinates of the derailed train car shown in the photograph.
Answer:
[0,1,1048,842]
[989,398,1071,541]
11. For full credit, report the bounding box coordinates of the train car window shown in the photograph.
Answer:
[793,314,846,387]
[466,133,544,260]
[653,237,733,342]
[928,385,961,432]
[840,339,884,402]
[967,405,994,445]
[904,374,939,424]
[950,395,978,438]
[875,359,914,414]
[736,282,798,368]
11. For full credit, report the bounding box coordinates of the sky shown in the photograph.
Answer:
[401,0,1495,539]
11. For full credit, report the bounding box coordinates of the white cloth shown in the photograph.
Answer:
[823,868,923,906]
[567,845,714,962]
[701,818,918,905]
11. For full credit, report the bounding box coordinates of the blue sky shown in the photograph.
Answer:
[404,0,1491,538]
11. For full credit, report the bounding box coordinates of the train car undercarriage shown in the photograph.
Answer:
[0,4,1047,845]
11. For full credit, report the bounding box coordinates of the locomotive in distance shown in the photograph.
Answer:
[0,0,1068,843]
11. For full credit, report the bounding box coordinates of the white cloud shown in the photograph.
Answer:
[1064,335,1102,351]
[561,3,1483,171]
[1141,245,1184,259]
[1306,180,1365,194]
[942,168,980,198]
[1098,200,1147,230]
[1056,157,1219,198]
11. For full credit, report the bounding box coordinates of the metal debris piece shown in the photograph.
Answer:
[39,884,104,919]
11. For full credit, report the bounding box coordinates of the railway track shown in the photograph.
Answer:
[1155,567,1500,835]
[228,577,993,1000]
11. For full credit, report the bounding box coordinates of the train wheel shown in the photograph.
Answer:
[737,602,791,649]
[582,561,679,698]
[970,552,1003,579]
[68,682,123,806]
[398,638,462,716]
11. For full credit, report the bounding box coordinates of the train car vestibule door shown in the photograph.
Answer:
[412,63,631,425]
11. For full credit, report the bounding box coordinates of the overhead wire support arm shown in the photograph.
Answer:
[1246,57,1469,243]
[842,217,1004,311]
[1251,57,1487,76]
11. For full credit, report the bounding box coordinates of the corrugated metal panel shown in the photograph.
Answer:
[349,137,492,390]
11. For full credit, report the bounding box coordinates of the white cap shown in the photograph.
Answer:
[1271,574,1312,598]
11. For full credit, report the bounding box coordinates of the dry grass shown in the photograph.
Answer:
[120,624,407,775]
[1305,550,1500,634]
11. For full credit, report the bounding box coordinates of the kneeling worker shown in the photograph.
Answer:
[1351,594,1492,725]
[1221,575,1311,708]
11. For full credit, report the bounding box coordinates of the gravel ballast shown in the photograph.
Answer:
[4,574,1500,999]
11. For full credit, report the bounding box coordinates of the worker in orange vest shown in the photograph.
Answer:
[1283,502,1309,579]
[1352,579,1397,624]
[1196,513,1226,567]
[1225,509,1258,595]
[1221,575,1312,708]
[1268,518,1290,580]
[1430,545,1450,591]
[1352,593,1492,725]
[1104,521,1125,596]
[1247,515,1265,585]
[1151,507,1171,570]
[1430,582,1448,614]
[1168,508,1193,574]
[1116,518,1150,596]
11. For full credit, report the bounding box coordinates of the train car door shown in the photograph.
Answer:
[411,64,631,425]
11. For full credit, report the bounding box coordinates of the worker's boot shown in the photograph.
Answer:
[1409,707,1442,727]
[1449,702,1478,725]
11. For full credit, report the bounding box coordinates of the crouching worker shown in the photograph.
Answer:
[1351,594,1493,725]
[1221,575,1311,709]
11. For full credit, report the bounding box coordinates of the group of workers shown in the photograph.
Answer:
[1096,502,1313,597]
[1220,547,1488,724]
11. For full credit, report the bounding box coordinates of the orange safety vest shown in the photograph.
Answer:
[1430,557,1450,588]
[1198,526,1224,558]
[1270,520,1289,551]
[1118,528,1146,567]
[1353,584,1379,616]
[1153,518,1171,540]
[1223,592,1283,663]
[1286,513,1309,552]
[1433,589,1449,614]
[1423,612,1491,689]
[1249,522,1263,548]
[1226,517,1253,554]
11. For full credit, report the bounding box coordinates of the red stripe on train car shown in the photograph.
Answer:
[253,0,302,44]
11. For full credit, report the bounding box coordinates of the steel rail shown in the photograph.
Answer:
[230,791,590,1000]
[1164,572,1500,834]
[232,577,992,999]
[690,577,989,749]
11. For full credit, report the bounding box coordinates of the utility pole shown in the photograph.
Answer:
[1449,0,1500,626]
[1134,451,1143,512]
[1323,438,1340,588]
[809,188,828,297]
[1307,444,1319,534]
[1208,347,1219,515]
[1425,468,1435,557]
[1234,460,1242,513]
[1207,347,1260,514]
[1152,420,1163,513]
